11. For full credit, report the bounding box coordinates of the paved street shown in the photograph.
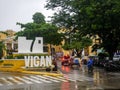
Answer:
[58,60,120,90]
[0,61,120,90]
[0,72,92,90]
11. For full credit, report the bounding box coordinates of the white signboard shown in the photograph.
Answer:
[24,56,52,67]
[18,37,43,53]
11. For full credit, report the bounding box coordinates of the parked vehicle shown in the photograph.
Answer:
[94,58,110,67]
[104,60,120,71]
[113,55,120,61]
[70,57,80,68]
[89,55,99,61]
[61,55,70,66]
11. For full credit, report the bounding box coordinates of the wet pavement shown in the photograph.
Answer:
[0,61,120,90]
[58,60,120,90]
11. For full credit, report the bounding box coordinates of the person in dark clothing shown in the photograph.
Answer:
[52,59,57,71]
[87,57,94,73]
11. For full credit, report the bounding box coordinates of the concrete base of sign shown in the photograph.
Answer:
[0,59,63,77]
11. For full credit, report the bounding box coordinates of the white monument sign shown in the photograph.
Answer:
[24,56,52,67]
[18,37,52,68]
[18,37,43,53]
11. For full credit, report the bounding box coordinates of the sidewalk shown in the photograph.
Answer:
[0,66,63,77]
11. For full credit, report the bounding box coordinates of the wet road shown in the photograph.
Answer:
[0,61,120,90]
[60,66,120,90]
[58,60,120,90]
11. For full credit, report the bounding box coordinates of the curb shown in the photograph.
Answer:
[21,70,63,77]
[0,68,63,77]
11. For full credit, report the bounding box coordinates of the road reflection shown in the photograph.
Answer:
[61,66,70,72]
[93,71,100,85]
[0,63,120,90]
[61,82,71,90]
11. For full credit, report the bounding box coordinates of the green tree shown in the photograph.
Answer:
[45,0,120,59]
[16,12,63,53]
[62,36,92,57]
[32,12,45,24]
[39,23,63,45]
[0,41,5,59]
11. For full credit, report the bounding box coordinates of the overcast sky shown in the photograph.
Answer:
[0,0,54,32]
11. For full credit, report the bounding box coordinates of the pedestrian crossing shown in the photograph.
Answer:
[0,74,93,86]
[63,74,93,82]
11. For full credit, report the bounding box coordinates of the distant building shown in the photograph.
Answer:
[88,35,102,56]
[0,30,62,56]
[0,29,102,58]
[0,30,17,56]
[0,32,7,41]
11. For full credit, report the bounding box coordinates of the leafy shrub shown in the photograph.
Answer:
[0,60,3,63]
[7,53,49,59]
[6,55,14,59]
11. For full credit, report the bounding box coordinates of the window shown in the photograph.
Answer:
[38,40,41,44]
[43,46,48,52]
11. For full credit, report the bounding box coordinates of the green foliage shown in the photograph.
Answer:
[16,12,64,46]
[0,31,8,35]
[0,41,5,59]
[0,60,3,63]
[70,42,83,50]
[45,0,120,59]
[39,23,64,45]
[32,12,45,24]
[62,43,72,50]
[7,55,14,59]
[7,54,49,59]
[62,37,92,51]
[80,37,92,47]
